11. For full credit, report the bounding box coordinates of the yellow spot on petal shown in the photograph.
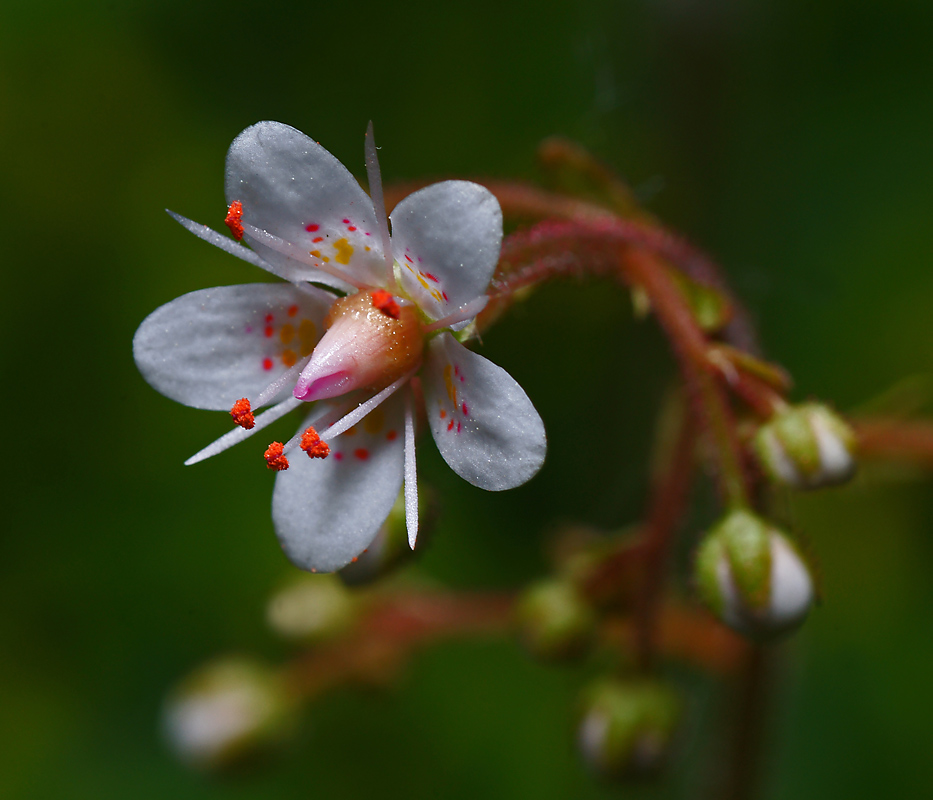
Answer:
[279,323,295,345]
[344,425,357,437]
[310,250,321,258]
[282,349,297,367]
[298,319,317,356]
[365,246,371,252]
[322,256,330,263]
[417,275,430,290]
[364,407,385,434]
[443,364,457,405]
[333,237,354,265]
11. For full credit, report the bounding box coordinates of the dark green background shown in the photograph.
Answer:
[3,0,933,797]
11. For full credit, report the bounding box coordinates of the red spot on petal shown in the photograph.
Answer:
[265,314,274,323]
[447,420,455,432]
[262,358,274,370]
[287,305,298,317]
[442,291,449,301]
[365,231,371,236]
[264,442,289,471]
[386,430,398,441]
[230,398,255,429]
[424,272,439,282]
[300,426,330,459]
[342,218,350,224]
[404,254,413,263]
[439,409,446,419]
[347,226,357,232]
[312,236,324,243]
[354,448,369,460]
[306,223,320,232]
[224,201,244,240]
[371,289,400,319]
[264,325,274,338]
[334,452,344,461]
[457,421,462,433]
[461,402,468,416]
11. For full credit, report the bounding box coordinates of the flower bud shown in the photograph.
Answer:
[162,657,293,770]
[266,573,358,641]
[754,403,856,489]
[577,679,681,779]
[514,578,596,661]
[695,509,814,640]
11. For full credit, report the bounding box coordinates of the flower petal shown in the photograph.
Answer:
[389,181,502,322]
[225,121,387,290]
[133,284,331,410]
[272,395,406,572]
[422,333,545,490]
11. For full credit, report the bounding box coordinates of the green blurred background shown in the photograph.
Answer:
[3,0,933,797]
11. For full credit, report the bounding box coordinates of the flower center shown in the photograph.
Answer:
[293,290,424,402]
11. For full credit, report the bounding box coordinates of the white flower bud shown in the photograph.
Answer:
[266,574,357,641]
[754,403,856,489]
[696,509,814,640]
[577,679,681,779]
[162,657,292,769]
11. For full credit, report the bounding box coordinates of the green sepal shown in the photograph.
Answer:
[719,509,772,610]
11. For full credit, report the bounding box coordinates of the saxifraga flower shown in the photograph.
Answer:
[134,121,546,572]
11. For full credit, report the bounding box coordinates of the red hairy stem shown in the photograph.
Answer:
[634,398,698,671]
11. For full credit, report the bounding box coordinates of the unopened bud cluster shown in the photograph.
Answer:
[754,403,856,490]
[162,657,293,770]
[695,509,814,640]
[577,679,681,779]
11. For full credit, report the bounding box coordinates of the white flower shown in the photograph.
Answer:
[134,122,546,572]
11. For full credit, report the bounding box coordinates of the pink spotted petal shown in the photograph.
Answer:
[225,122,388,291]
[133,284,330,411]
[389,181,502,324]
[422,333,546,491]
[272,394,407,572]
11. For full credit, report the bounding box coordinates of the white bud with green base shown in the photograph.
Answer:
[577,679,681,779]
[754,403,856,490]
[696,509,814,640]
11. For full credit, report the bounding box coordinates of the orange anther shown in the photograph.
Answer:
[300,425,330,459]
[230,397,255,429]
[264,441,289,471]
[225,200,244,240]
[371,289,400,319]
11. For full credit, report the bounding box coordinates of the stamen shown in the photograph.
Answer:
[364,121,397,291]
[299,426,330,459]
[404,393,419,549]
[422,295,490,333]
[167,210,308,285]
[264,441,289,471]
[371,289,400,319]
[185,396,303,466]
[253,354,313,409]
[225,201,244,240]
[230,398,255,429]
[319,373,413,441]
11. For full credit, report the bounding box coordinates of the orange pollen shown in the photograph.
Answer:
[264,441,289,471]
[300,426,330,459]
[225,200,244,240]
[371,289,400,319]
[230,397,255,429]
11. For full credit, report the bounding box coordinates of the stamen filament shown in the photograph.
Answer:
[243,223,367,290]
[185,396,303,466]
[319,374,413,441]
[253,355,313,409]
[422,296,490,333]
[167,211,306,284]
[404,392,418,549]
[364,121,397,293]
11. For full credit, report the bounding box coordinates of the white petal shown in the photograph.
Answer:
[389,181,502,322]
[272,395,407,572]
[225,121,387,290]
[422,333,546,491]
[133,284,331,410]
